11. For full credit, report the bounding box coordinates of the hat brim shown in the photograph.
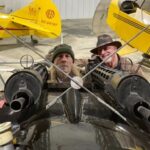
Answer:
[90,41,122,54]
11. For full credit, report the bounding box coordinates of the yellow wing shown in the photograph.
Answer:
[107,0,150,55]
[10,16,58,38]
[0,0,61,39]
[117,40,138,56]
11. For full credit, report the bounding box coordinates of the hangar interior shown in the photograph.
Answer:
[0,0,150,87]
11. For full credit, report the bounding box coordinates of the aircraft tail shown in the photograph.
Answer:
[10,0,61,38]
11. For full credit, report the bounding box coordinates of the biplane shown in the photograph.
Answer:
[93,0,150,57]
[0,0,61,41]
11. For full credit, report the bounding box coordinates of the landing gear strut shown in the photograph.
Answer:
[31,35,38,44]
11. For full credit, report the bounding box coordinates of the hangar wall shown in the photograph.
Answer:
[0,0,100,19]
[54,0,100,19]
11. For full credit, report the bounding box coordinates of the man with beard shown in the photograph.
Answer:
[90,34,142,73]
[48,44,82,83]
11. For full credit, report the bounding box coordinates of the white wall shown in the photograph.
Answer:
[0,0,31,13]
[53,0,100,19]
[0,0,100,19]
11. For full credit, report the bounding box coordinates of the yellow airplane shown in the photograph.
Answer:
[107,0,150,56]
[93,0,150,57]
[0,0,61,40]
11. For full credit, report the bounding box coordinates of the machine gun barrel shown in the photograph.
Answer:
[4,63,48,112]
[90,65,124,92]
[10,97,26,112]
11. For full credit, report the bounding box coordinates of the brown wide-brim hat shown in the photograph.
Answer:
[90,34,122,54]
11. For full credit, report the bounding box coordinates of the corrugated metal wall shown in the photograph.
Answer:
[53,0,100,19]
[0,0,100,19]
[0,0,32,13]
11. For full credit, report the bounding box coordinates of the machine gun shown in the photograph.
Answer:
[87,59,150,132]
[0,63,48,123]
[1,61,150,150]
[0,63,50,149]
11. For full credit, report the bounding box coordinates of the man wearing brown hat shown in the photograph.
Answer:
[90,34,141,73]
[48,44,82,83]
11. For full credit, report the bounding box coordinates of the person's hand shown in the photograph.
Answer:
[0,99,6,109]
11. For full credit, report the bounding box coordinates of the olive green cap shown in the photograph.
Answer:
[51,44,75,62]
